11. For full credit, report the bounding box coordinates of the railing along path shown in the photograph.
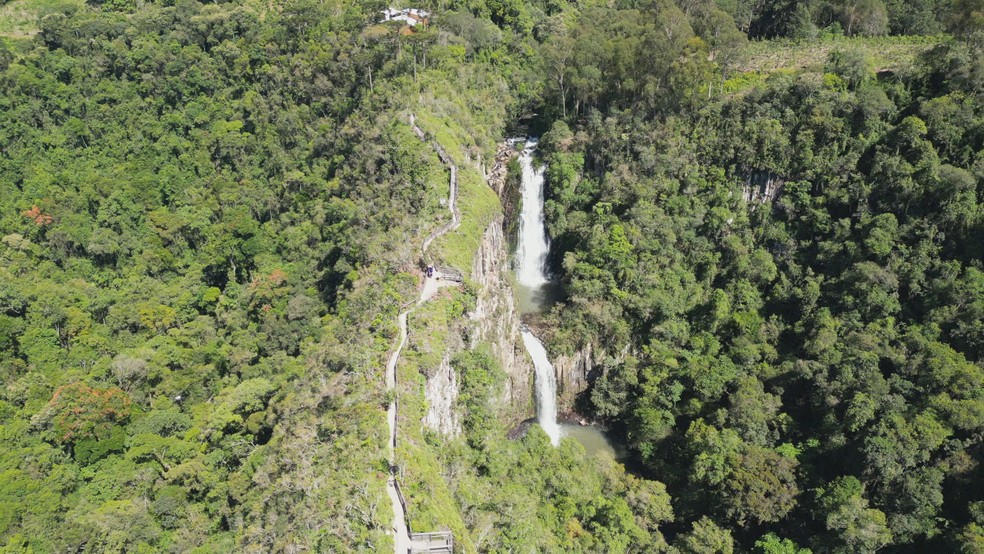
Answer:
[384,113,460,553]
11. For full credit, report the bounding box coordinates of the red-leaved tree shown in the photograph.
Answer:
[42,382,132,444]
[22,205,53,226]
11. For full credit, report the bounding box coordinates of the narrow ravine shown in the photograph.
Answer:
[383,114,461,553]
[514,139,563,446]
[513,137,627,459]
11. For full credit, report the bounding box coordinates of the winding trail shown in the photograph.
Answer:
[386,311,411,554]
[420,117,460,255]
[385,113,461,553]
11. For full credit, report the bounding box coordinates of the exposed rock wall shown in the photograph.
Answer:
[421,142,533,436]
[470,215,534,422]
[486,142,515,198]
[742,171,785,204]
[424,354,462,436]
[553,342,633,411]
[553,343,634,411]
[552,343,594,408]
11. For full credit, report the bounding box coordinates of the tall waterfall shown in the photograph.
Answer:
[516,140,550,287]
[521,329,561,445]
[515,138,561,446]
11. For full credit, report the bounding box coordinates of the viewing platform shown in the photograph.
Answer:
[409,531,453,553]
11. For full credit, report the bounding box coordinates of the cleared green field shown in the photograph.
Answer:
[739,34,944,74]
[0,0,83,39]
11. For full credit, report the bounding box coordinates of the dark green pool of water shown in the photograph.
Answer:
[559,423,627,461]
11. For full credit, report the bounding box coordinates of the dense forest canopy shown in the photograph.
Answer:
[0,1,461,550]
[0,0,981,551]
[531,1,984,553]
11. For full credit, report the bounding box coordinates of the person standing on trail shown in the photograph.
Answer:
[426,265,434,278]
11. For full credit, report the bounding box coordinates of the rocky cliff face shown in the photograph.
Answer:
[470,215,534,422]
[552,343,594,409]
[421,144,533,436]
[422,215,533,435]
[424,354,462,436]
[553,343,631,411]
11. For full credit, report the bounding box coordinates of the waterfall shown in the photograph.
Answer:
[515,138,561,446]
[515,140,550,287]
[521,329,561,445]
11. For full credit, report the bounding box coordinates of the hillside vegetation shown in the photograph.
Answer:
[532,1,984,552]
[0,0,82,39]
[0,0,981,552]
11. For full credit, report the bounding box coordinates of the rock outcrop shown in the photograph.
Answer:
[424,354,462,436]
[742,170,784,204]
[551,343,595,408]
[470,215,534,422]
[420,141,533,436]
[486,142,515,198]
[553,343,633,410]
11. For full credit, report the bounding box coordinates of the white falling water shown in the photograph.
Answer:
[515,140,550,287]
[514,137,561,446]
[521,329,561,445]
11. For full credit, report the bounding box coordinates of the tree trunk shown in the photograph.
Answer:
[558,77,567,118]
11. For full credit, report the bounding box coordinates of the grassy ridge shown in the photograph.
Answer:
[415,110,502,274]
[396,292,476,551]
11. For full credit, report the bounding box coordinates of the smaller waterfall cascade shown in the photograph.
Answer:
[521,329,561,445]
[515,140,550,287]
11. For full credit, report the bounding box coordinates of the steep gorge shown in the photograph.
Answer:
[420,144,534,436]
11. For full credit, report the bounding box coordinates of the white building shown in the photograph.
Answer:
[380,7,430,27]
